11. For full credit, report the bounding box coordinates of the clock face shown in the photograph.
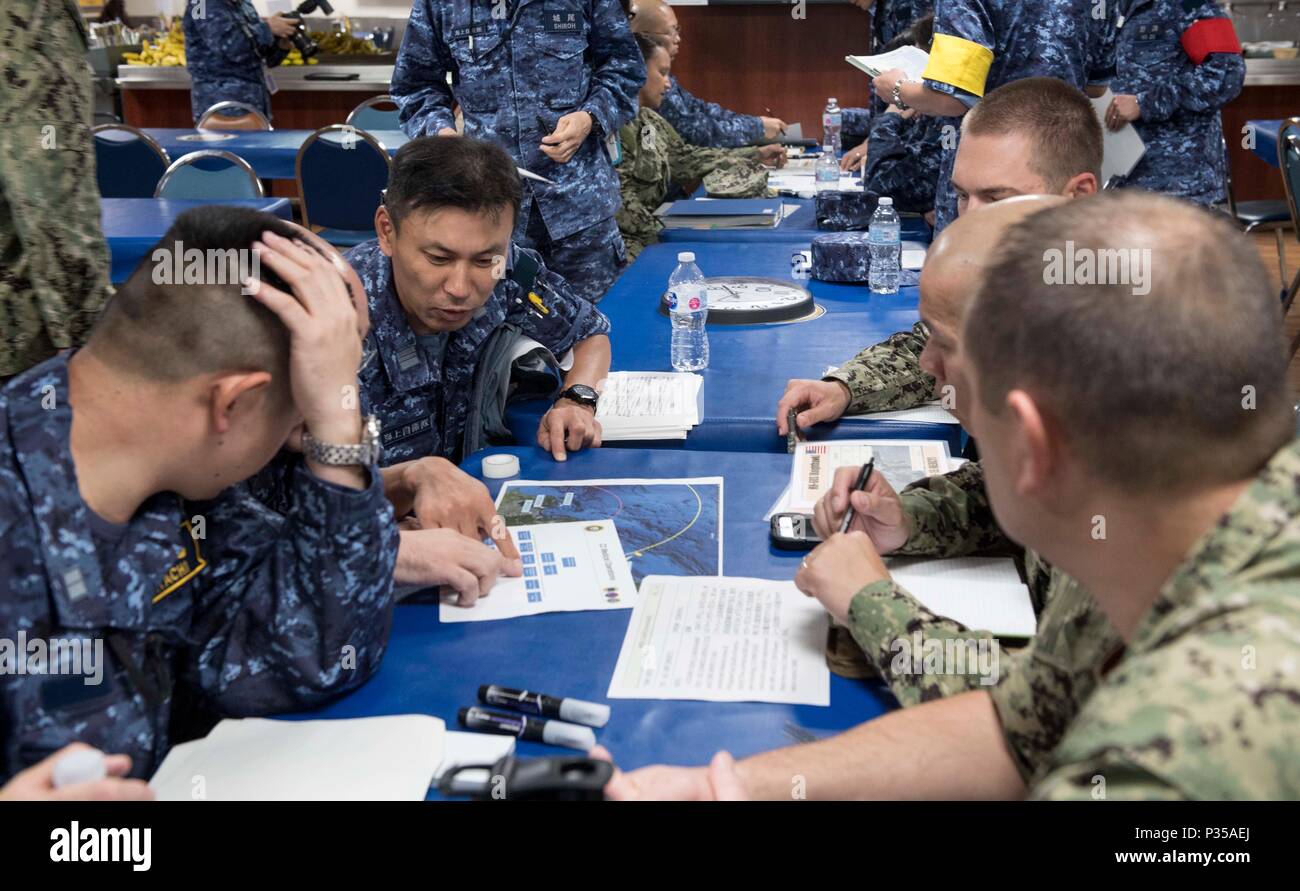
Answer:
[659,276,816,325]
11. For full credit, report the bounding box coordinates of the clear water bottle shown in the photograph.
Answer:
[668,251,709,371]
[868,197,901,295]
[822,97,843,154]
[815,150,839,192]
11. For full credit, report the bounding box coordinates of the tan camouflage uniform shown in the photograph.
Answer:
[616,106,768,261]
[0,0,111,377]
[1028,440,1300,799]
[844,459,1122,729]
[823,321,936,414]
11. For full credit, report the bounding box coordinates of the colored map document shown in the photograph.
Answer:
[440,520,637,623]
[495,478,724,583]
[607,576,830,706]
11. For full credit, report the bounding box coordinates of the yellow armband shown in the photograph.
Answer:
[922,33,995,98]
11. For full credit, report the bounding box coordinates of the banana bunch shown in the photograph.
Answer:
[281,48,320,66]
[309,31,381,55]
[122,22,186,67]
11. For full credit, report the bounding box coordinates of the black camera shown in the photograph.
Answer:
[282,0,334,59]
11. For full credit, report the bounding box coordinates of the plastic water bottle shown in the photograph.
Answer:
[668,251,708,371]
[815,150,839,192]
[868,197,901,295]
[822,97,843,154]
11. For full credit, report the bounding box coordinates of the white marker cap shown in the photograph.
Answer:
[559,699,611,728]
[481,453,520,479]
[52,748,107,788]
[541,720,597,751]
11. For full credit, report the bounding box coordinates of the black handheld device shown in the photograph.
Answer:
[769,512,822,550]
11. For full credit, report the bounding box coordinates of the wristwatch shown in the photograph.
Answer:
[555,384,599,411]
[301,415,383,467]
[892,79,912,111]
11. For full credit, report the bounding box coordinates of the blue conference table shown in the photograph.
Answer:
[300,445,897,794]
[142,128,410,180]
[507,240,962,453]
[102,197,291,284]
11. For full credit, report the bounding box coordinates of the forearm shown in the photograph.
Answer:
[563,335,611,390]
[304,409,367,491]
[736,690,1025,800]
[898,81,968,118]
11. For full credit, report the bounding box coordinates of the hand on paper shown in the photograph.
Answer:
[760,116,787,140]
[839,141,868,172]
[812,464,911,552]
[393,457,520,559]
[795,531,891,624]
[396,527,522,606]
[538,401,603,462]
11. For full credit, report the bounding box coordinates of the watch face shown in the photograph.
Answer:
[659,277,816,325]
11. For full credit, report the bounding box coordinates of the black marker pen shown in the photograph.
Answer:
[479,685,611,728]
[459,706,596,751]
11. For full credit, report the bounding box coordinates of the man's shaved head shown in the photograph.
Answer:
[632,0,679,57]
[966,191,1294,491]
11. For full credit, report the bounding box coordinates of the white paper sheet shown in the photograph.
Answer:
[149,715,444,801]
[784,122,803,142]
[596,371,702,440]
[887,557,1037,638]
[849,401,960,425]
[846,46,931,81]
[1089,89,1147,186]
[786,440,952,513]
[607,576,831,705]
[433,732,516,783]
[440,519,637,622]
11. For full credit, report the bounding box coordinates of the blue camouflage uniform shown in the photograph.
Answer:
[843,1,934,142]
[183,0,287,123]
[656,77,764,148]
[1108,0,1243,205]
[863,109,944,212]
[0,357,399,781]
[391,0,643,303]
[925,0,1116,231]
[346,239,611,465]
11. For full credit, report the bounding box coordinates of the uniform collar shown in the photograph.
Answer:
[5,356,185,631]
[1129,438,1300,653]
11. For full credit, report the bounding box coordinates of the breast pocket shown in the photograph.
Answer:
[534,32,590,109]
[444,21,505,114]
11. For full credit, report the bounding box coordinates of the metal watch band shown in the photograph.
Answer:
[892,80,911,111]
[302,416,382,467]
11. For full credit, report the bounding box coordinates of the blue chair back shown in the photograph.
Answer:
[1281,119,1300,236]
[94,125,170,198]
[296,126,391,235]
[154,150,264,199]
[346,96,401,132]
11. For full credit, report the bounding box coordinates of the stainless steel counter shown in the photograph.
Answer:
[117,64,394,92]
[1244,58,1300,87]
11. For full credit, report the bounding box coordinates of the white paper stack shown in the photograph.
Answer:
[766,438,953,519]
[1089,89,1147,187]
[846,45,930,80]
[149,715,445,801]
[596,371,703,441]
[887,556,1038,638]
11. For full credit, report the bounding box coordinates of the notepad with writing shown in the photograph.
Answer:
[886,557,1037,639]
[846,46,930,81]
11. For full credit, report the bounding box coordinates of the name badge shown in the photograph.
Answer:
[543,9,581,33]
[382,415,433,447]
[1134,22,1164,44]
[451,23,494,41]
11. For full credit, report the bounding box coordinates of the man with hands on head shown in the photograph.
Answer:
[347,136,611,472]
[0,207,398,782]
[597,192,1300,800]
[391,0,643,302]
[776,77,1102,436]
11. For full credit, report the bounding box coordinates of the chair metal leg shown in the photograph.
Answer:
[1276,228,1288,293]
[1284,264,1300,317]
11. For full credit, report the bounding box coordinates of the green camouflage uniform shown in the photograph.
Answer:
[616,106,769,261]
[1028,440,1300,799]
[0,0,111,377]
[845,459,1122,732]
[824,322,935,413]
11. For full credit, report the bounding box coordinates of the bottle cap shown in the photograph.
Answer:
[482,453,520,479]
[828,97,837,104]
[879,197,893,206]
[677,251,695,263]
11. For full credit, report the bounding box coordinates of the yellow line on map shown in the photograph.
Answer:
[629,485,703,558]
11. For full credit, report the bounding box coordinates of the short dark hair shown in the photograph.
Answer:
[965,191,1294,492]
[883,13,934,53]
[88,206,295,394]
[635,32,669,62]
[964,77,1103,189]
[383,135,522,231]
